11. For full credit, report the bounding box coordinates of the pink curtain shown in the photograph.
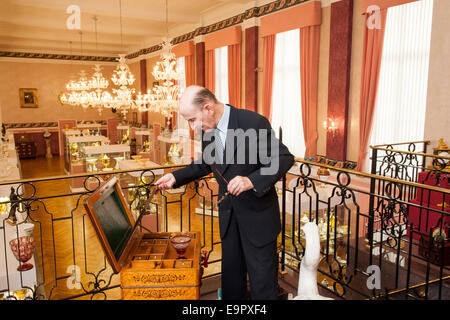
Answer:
[262,35,276,120]
[300,25,320,158]
[205,49,215,94]
[227,43,241,108]
[356,9,387,171]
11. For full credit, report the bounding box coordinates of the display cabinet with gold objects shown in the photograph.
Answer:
[80,144,131,172]
[64,135,108,174]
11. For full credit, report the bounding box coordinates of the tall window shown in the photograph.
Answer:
[214,46,229,104]
[271,28,305,157]
[367,0,434,168]
[176,56,189,137]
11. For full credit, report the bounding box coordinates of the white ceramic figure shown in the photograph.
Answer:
[289,222,334,300]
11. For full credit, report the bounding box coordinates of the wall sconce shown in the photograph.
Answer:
[323,118,338,137]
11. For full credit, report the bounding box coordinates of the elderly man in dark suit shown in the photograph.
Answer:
[155,85,294,300]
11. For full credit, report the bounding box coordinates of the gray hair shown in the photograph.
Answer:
[192,88,218,107]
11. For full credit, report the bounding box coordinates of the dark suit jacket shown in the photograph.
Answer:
[172,105,295,247]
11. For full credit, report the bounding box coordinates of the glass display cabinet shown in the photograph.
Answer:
[80,144,131,173]
[134,129,152,159]
[64,135,108,174]
[117,125,130,145]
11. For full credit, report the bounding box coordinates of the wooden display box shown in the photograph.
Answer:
[83,177,202,300]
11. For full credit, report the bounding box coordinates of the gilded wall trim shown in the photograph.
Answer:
[0,51,117,62]
[4,120,108,129]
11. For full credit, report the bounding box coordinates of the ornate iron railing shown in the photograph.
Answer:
[370,141,430,184]
[0,159,449,300]
[282,159,449,300]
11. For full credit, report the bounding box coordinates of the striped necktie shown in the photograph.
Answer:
[214,128,224,165]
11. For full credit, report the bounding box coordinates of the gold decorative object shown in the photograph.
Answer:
[437,138,448,150]
[437,202,450,209]
[317,167,330,176]
[429,138,450,172]
[132,155,142,162]
[168,143,181,165]
[70,142,78,154]
[432,228,447,242]
[122,129,130,144]
[317,167,330,187]
[101,155,111,169]
[0,197,9,215]
[142,140,150,153]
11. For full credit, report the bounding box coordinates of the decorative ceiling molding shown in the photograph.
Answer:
[0,50,117,62]
[126,0,308,60]
[126,0,309,60]
[1,0,308,62]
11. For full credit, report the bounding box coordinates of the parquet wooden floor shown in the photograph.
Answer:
[18,156,222,300]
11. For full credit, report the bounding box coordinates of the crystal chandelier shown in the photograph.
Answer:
[87,64,114,113]
[105,0,139,116]
[59,31,101,110]
[134,0,183,118]
[109,54,136,115]
[135,40,183,117]
[59,69,91,109]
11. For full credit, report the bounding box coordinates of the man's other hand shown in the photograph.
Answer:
[227,176,254,196]
[155,173,176,190]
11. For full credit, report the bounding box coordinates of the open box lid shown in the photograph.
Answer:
[83,176,146,273]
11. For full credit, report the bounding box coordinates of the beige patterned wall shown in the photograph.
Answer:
[424,0,450,149]
[0,60,118,123]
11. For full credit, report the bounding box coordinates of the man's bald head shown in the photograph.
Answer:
[178,85,222,132]
[179,85,218,114]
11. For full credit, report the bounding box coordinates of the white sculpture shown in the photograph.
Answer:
[43,129,52,159]
[289,222,334,300]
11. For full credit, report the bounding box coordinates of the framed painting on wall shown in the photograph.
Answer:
[19,88,39,108]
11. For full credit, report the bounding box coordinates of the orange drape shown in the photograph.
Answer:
[262,35,275,120]
[356,9,387,171]
[185,55,195,87]
[300,25,320,158]
[205,50,215,94]
[227,43,241,108]
[205,26,242,51]
[260,1,321,37]
[172,41,195,58]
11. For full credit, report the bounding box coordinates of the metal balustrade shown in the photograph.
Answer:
[0,159,448,300]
